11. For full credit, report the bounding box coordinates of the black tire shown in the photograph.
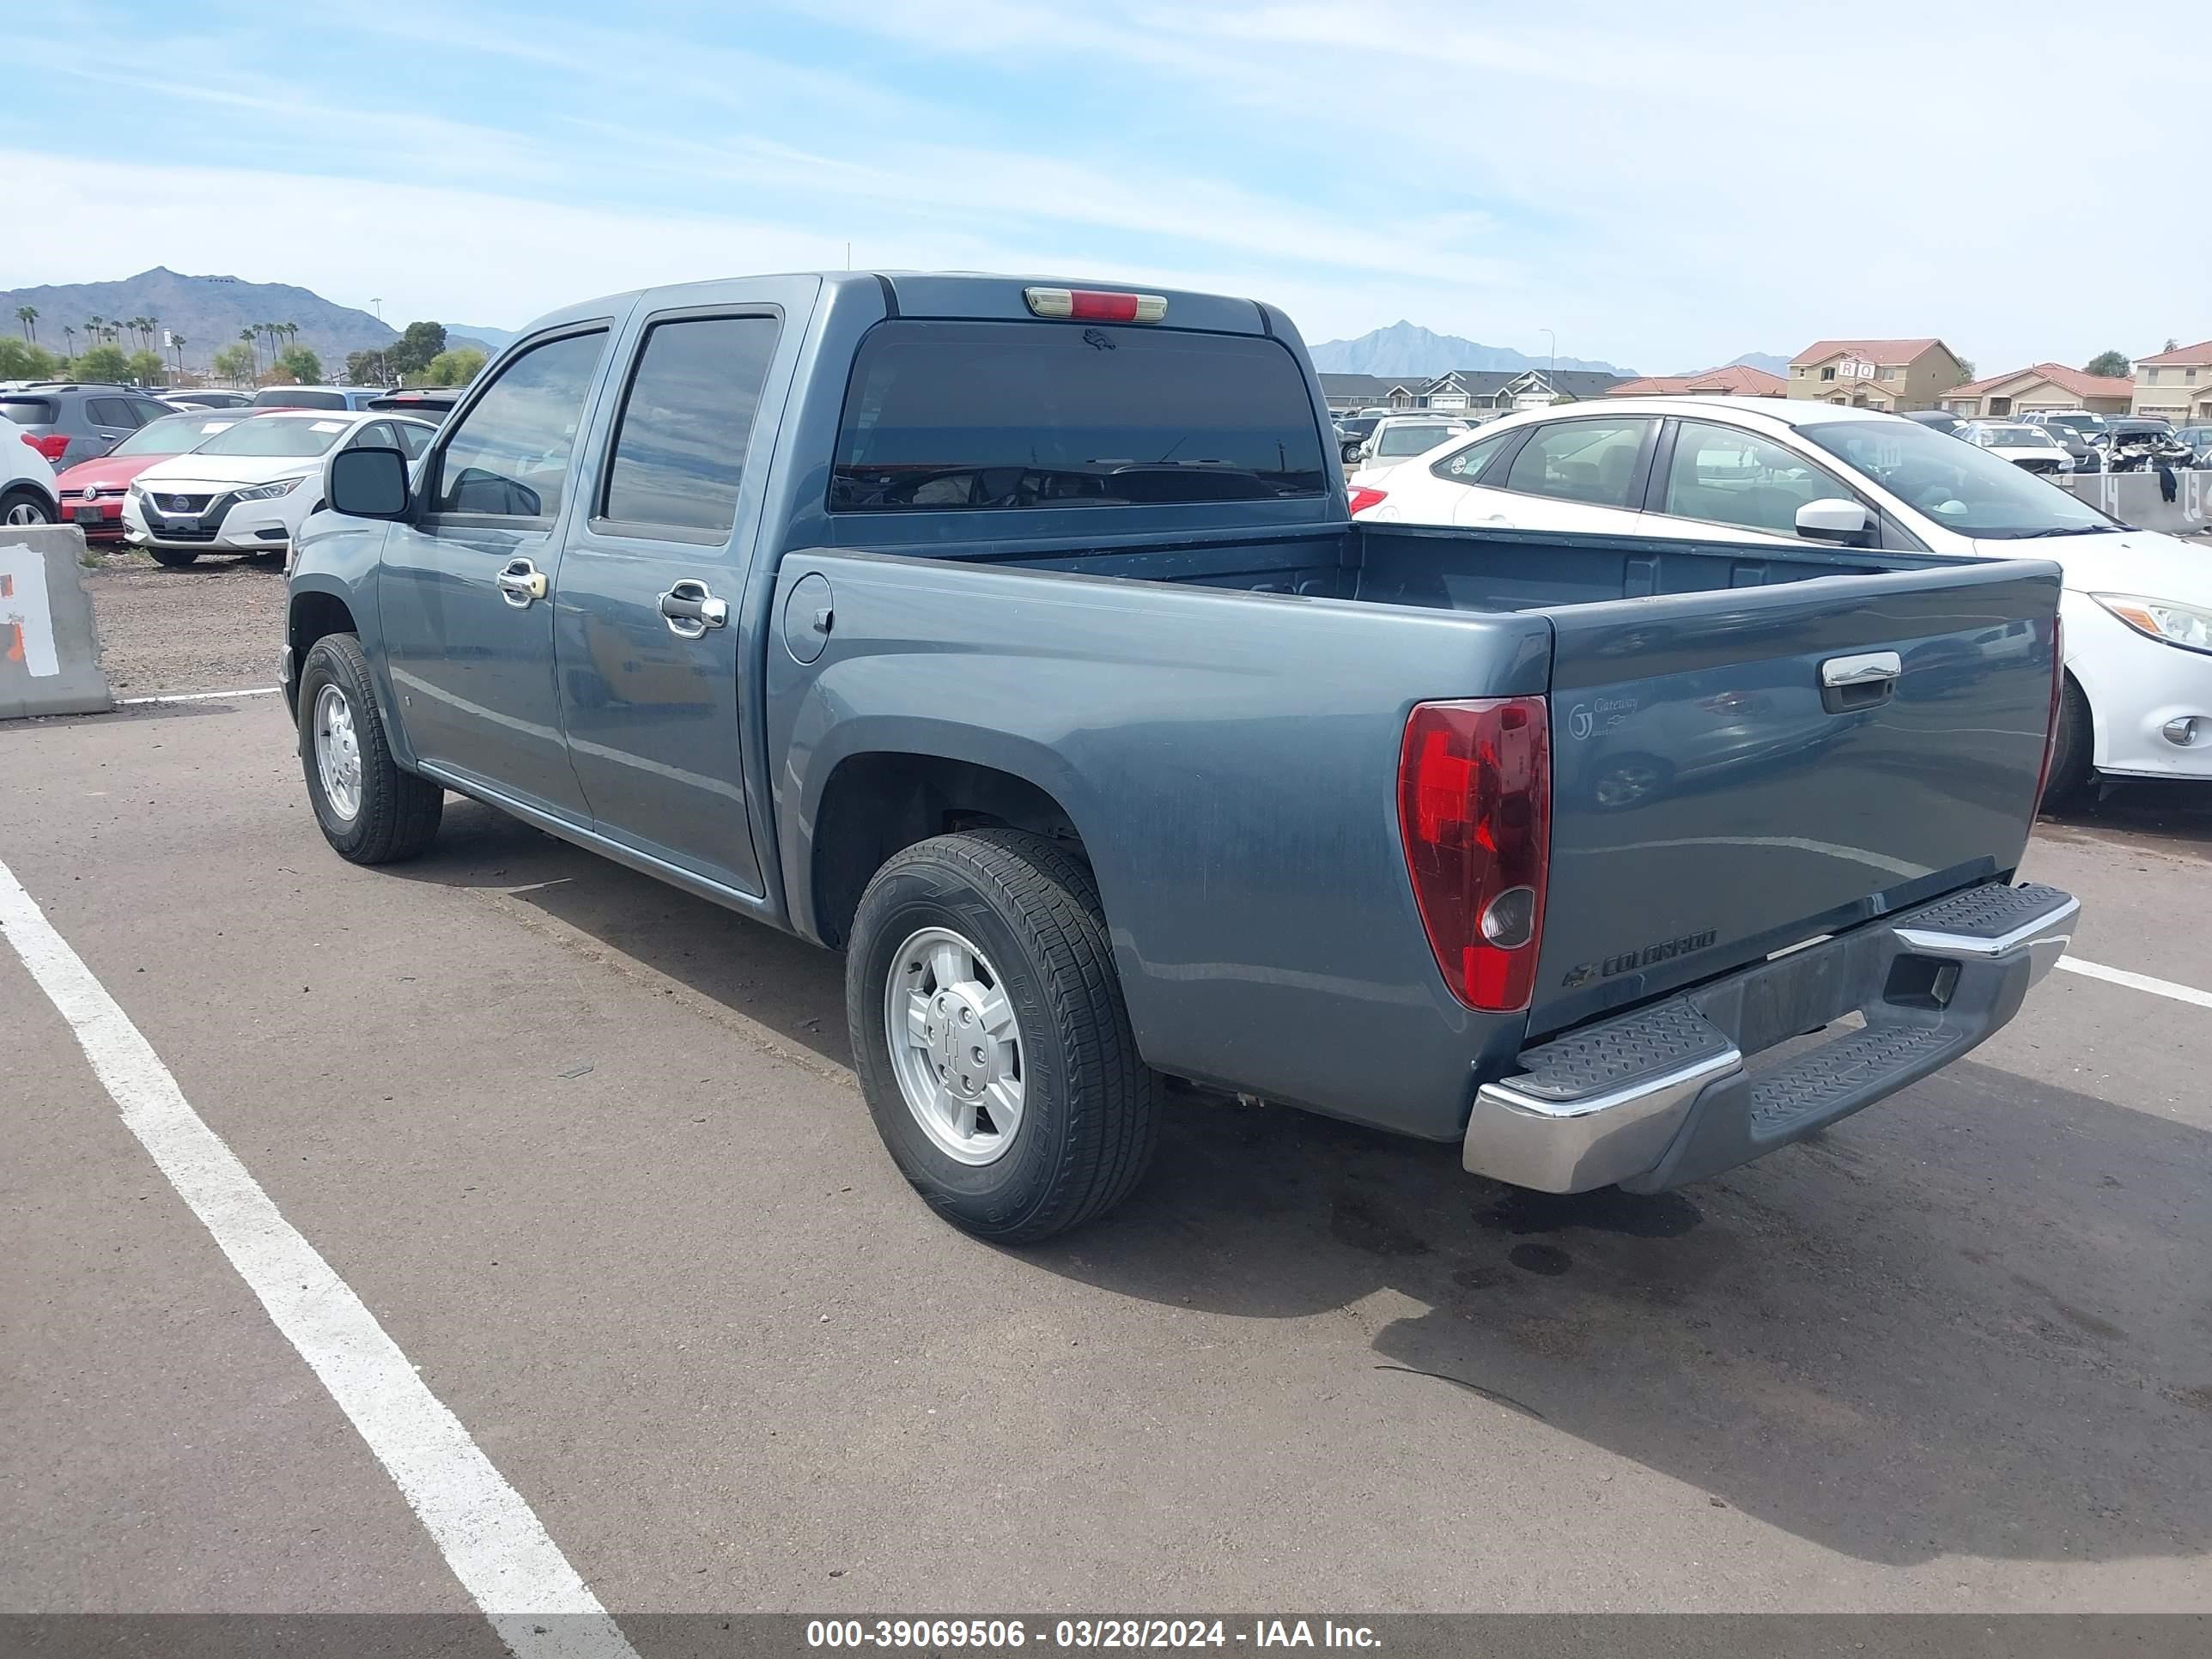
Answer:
[2,487,56,526]
[847,830,1160,1243]
[296,633,444,863]
[146,545,201,568]
[2040,674,2094,812]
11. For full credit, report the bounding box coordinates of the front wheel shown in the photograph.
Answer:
[296,633,444,863]
[847,830,1159,1243]
[146,545,201,568]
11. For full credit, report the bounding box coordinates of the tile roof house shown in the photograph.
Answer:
[1323,367,1632,416]
[1318,373,1428,411]
[1786,338,1968,411]
[1604,365,1788,398]
[2130,340,2212,423]
[1942,363,2135,420]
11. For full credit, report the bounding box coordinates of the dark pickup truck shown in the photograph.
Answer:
[283,271,2079,1241]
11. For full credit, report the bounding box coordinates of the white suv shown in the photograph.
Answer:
[4,431,61,525]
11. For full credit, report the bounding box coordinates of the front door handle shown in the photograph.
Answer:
[659,579,727,640]
[495,556,547,608]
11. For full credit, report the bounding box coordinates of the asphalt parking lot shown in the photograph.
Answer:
[5,562,2211,1632]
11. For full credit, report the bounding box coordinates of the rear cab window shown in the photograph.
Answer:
[831,320,1326,510]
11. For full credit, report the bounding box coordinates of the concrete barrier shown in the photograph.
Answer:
[2053,468,2212,537]
[1,525,113,719]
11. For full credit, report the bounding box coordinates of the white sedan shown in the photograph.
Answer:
[123,410,434,568]
[1958,420,2074,476]
[1348,416,1472,485]
[1350,396,2212,801]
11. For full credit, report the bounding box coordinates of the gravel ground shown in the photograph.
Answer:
[83,549,288,698]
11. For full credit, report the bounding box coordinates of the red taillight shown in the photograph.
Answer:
[1023,286,1167,323]
[25,432,69,462]
[2033,612,2065,813]
[1346,485,1389,515]
[1397,697,1552,1012]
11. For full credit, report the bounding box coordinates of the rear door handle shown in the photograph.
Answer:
[659,579,727,640]
[495,556,547,608]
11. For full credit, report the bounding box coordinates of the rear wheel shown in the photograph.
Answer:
[2,488,55,526]
[297,633,444,863]
[2041,674,2094,811]
[847,830,1159,1243]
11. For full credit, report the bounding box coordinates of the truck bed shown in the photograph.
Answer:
[767,519,2060,1134]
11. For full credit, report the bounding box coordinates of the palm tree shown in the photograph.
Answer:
[62,324,76,358]
[14,305,34,343]
[240,325,260,378]
[85,314,105,349]
[171,334,187,375]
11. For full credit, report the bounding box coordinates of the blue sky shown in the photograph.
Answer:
[4,1,2201,374]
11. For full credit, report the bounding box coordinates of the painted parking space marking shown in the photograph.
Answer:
[116,685,282,704]
[0,855,638,1659]
[2057,955,2212,1011]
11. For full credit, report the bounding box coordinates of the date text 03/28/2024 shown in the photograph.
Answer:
[805,1620,1382,1650]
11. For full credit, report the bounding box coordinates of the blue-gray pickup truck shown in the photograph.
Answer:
[283,271,2079,1241]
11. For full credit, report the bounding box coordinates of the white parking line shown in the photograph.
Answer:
[116,686,282,704]
[0,857,638,1659]
[2057,956,2212,1010]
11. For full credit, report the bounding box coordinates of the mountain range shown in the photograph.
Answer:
[1310,320,1632,379]
[0,267,501,369]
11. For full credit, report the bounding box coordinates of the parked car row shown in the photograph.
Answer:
[1346,395,2212,805]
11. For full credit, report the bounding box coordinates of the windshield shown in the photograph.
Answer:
[2040,413,2099,433]
[1978,425,2054,447]
[1375,424,1462,457]
[111,413,242,457]
[1799,419,2113,538]
[190,417,350,459]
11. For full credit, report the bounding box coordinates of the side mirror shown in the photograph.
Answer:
[326,446,412,520]
[1796,497,1872,546]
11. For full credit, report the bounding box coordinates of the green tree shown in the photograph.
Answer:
[211,342,256,384]
[125,349,167,386]
[346,348,390,386]
[13,304,36,343]
[2164,337,2180,353]
[389,320,447,377]
[277,344,325,384]
[422,346,487,386]
[1955,357,1976,380]
[0,338,61,378]
[2084,349,2130,378]
[239,326,260,377]
[74,343,131,381]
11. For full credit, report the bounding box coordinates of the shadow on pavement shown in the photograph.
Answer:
[2041,776,2212,857]
[394,799,2211,1569]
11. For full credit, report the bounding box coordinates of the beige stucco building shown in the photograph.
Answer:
[2131,341,2212,423]
[1942,363,2133,420]
[1786,338,1969,412]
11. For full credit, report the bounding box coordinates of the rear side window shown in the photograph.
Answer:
[88,398,143,428]
[831,320,1326,511]
[1,398,57,425]
[1430,431,1510,483]
[600,314,781,536]
[1502,418,1655,508]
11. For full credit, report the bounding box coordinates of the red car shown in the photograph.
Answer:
[53,409,261,542]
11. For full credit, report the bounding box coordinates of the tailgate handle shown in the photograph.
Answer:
[1820,649,1900,712]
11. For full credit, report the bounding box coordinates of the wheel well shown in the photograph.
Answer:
[811,753,1085,948]
[287,592,357,711]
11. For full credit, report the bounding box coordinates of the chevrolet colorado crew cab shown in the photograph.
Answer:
[283,271,2080,1241]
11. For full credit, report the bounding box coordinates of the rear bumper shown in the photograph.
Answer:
[1462,881,2079,1194]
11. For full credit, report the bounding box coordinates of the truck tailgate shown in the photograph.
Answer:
[1528,559,2061,1036]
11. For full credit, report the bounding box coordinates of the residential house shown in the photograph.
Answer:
[1604,365,1788,398]
[1786,338,1968,411]
[1321,367,1630,417]
[1318,374,1427,412]
[2130,341,2212,423]
[1942,363,2132,420]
